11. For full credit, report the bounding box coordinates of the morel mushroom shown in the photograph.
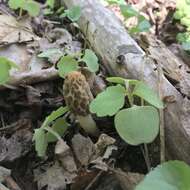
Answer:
[63,71,100,136]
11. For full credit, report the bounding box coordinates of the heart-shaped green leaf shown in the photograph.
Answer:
[133,81,164,109]
[23,0,40,17]
[90,85,126,116]
[82,49,99,72]
[8,0,25,9]
[135,161,190,190]
[120,4,138,18]
[66,5,81,22]
[57,55,79,78]
[115,106,159,145]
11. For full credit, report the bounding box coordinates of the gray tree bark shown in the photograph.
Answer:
[61,0,190,164]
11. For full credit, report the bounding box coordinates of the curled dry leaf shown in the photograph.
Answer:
[55,139,77,173]
[71,133,116,167]
[71,134,96,166]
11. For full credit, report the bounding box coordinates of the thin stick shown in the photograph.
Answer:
[141,145,151,172]
[140,58,151,171]
[157,62,165,163]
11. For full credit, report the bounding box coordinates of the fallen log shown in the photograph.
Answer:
[61,0,190,164]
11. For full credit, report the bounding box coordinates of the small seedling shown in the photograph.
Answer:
[90,76,163,145]
[57,49,99,78]
[174,0,190,51]
[106,1,151,34]
[59,5,82,22]
[33,106,69,157]
[0,56,19,85]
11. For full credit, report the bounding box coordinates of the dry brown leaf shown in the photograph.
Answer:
[0,15,39,45]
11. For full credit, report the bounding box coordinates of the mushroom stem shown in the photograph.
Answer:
[77,114,100,136]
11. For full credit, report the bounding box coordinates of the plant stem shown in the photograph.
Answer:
[126,92,134,107]
[140,97,151,171]
[44,126,62,141]
[19,8,23,18]
[141,144,151,172]
[144,144,151,171]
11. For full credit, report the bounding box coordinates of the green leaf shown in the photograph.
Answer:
[46,117,69,143]
[59,12,67,18]
[8,0,25,9]
[23,0,40,17]
[137,19,151,32]
[57,55,79,78]
[0,57,18,85]
[133,81,164,109]
[129,26,140,34]
[176,33,189,43]
[65,5,81,22]
[182,41,190,50]
[43,8,54,15]
[106,77,127,85]
[46,0,54,8]
[42,106,69,128]
[181,17,190,26]
[106,0,126,5]
[106,77,138,86]
[0,62,10,85]
[38,49,62,59]
[115,106,159,145]
[82,49,99,72]
[135,161,190,190]
[33,128,48,157]
[173,10,184,20]
[90,85,126,116]
[56,6,65,14]
[120,4,138,18]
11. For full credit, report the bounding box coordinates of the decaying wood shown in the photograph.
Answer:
[61,0,190,164]
[0,67,58,90]
[1,67,106,97]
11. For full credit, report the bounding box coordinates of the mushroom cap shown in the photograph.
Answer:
[63,71,93,116]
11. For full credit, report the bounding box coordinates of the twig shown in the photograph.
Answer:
[140,145,151,172]
[0,119,29,132]
[84,170,104,190]
[5,176,21,190]
[0,183,10,190]
[157,62,165,163]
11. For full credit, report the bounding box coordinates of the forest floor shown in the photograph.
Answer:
[0,0,189,190]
